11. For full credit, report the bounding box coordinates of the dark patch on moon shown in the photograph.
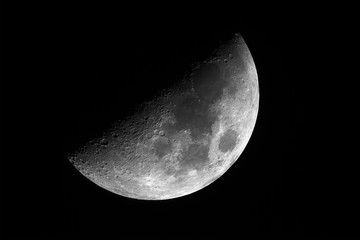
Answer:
[192,63,226,103]
[218,129,238,153]
[169,63,228,141]
[172,94,216,141]
[179,142,210,169]
[152,137,172,159]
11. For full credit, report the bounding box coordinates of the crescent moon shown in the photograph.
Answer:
[69,34,259,200]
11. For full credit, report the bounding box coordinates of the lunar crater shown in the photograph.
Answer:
[218,128,239,153]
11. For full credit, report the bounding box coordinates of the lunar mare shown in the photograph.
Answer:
[69,34,259,200]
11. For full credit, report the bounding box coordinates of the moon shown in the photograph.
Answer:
[69,34,259,200]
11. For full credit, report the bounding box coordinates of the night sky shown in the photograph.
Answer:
[3,4,356,236]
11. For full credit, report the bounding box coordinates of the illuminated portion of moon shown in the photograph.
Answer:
[69,34,259,200]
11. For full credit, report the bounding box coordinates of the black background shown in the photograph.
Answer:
[3,4,357,237]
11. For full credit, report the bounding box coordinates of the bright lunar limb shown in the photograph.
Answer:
[69,34,259,200]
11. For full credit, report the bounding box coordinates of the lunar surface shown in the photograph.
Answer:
[69,34,259,200]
